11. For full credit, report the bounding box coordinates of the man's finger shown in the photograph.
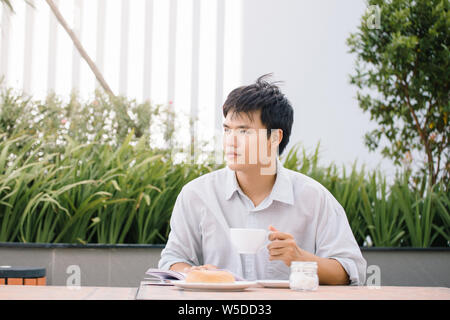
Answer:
[186,266,204,272]
[183,266,198,273]
[268,251,292,264]
[267,240,288,250]
[188,264,218,271]
[268,252,289,263]
[268,231,293,241]
[268,247,286,256]
[190,266,202,271]
[204,264,218,270]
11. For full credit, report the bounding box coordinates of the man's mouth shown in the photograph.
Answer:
[226,152,240,157]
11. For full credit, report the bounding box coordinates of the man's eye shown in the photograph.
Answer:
[224,128,230,133]
[239,129,247,134]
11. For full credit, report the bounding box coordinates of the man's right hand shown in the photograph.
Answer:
[170,262,218,273]
[182,264,218,273]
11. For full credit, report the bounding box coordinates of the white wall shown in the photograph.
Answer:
[241,0,396,176]
[1,0,398,176]
[0,0,243,158]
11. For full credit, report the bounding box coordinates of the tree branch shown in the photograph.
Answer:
[397,75,435,184]
[421,99,436,132]
[45,0,115,97]
[435,134,447,183]
[45,0,147,138]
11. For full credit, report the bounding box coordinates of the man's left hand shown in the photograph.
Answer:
[267,225,304,267]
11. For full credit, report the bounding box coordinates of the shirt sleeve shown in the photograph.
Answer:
[158,186,203,270]
[313,185,367,286]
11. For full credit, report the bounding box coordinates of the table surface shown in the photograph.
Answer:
[0,285,138,300]
[1,282,449,300]
[136,282,450,300]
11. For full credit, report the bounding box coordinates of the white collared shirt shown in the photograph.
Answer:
[158,158,367,285]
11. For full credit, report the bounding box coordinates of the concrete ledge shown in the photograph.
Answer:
[0,242,165,249]
[0,244,162,288]
[362,248,450,287]
[1,243,448,288]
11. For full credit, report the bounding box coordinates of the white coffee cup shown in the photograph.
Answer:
[229,228,270,254]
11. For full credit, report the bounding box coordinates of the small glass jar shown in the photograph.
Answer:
[289,261,319,291]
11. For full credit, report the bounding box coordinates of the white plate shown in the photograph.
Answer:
[171,280,257,291]
[256,280,290,288]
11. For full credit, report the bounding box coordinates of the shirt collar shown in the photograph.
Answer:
[225,158,294,206]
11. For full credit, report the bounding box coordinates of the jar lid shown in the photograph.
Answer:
[291,261,317,266]
[291,261,317,271]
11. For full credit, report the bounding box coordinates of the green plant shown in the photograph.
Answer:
[0,84,448,246]
[281,142,449,247]
[359,171,405,247]
[283,143,368,244]
[0,134,449,246]
[0,84,215,244]
[392,172,449,247]
[0,131,216,244]
[0,85,169,150]
[347,0,449,186]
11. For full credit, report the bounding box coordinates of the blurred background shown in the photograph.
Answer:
[0,0,395,174]
[0,0,448,248]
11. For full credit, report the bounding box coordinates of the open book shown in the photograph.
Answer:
[145,268,245,284]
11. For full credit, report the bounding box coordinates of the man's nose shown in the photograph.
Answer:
[224,132,238,147]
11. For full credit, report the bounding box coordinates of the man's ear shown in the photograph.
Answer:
[269,129,282,157]
[271,129,283,145]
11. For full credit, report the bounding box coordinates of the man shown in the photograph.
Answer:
[158,74,367,285]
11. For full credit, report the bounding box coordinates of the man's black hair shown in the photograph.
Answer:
[222,73,294,155]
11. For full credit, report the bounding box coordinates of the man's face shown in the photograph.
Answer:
[222,109,280,172]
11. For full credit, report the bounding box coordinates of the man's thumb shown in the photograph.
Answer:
[269,225,278,232]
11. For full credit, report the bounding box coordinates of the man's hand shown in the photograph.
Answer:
[182,264,218,273]
[266,225,350,285]
[170,262,218,273]
[267,225,304,267]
